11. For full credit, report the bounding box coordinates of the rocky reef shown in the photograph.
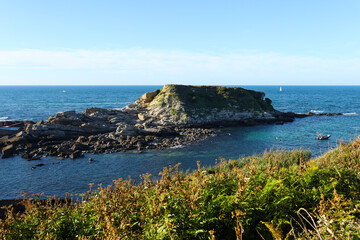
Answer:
[0,85,342,160]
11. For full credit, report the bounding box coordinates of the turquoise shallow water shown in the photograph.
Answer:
[0,86,359,199]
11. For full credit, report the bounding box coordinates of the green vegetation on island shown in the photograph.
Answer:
[152,85,274,112]
[136,85,277,125]
[1,138,360,239]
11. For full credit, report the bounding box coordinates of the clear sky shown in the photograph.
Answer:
[0,0,360,85]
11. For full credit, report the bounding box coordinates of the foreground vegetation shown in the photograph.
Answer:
[1,139,360,239]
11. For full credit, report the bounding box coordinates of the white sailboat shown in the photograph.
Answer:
[280,86,282,92]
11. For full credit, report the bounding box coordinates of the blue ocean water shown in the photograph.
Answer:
[0,86,359,199]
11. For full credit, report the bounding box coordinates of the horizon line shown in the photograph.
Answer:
[0,84,360,87]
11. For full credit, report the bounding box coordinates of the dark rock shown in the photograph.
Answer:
[69,150,83,160]
[71,142,88,151]
[306,112,342,117]
[0,136,9,148]
[30,163,45,169]
[21,152,41,161]
[21,153,33,160]
[1,144,16,158]
[265,97,272,105]
[0,129,18,137]
[36,120,44,125]
[7,131,33,144]
[76,136,87,142]
[0,120,34,128]
[116,125,138,136]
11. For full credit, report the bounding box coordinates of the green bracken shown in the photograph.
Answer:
[1,138,360,239]
[157,96,165,106]
[170,108,177,115]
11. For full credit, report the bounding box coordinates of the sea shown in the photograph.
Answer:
[0,86,359,199]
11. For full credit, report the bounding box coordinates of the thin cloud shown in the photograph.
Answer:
[0,49,359,85]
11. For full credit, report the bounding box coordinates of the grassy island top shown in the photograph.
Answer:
[140,85,275,113]
[1,138,360,239]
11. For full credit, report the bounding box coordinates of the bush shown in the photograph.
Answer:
[1,140,360,239]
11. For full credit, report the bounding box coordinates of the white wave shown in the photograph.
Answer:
[86,102,132,105]
[0,116,9,121]
[170,145,184,149]
[343,112,358,116]
[310,110,324,114]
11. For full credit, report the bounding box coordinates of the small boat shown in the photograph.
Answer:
[280,86,282,92]
[315,134,331,140]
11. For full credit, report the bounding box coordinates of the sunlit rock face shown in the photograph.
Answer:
[132,84,276,126]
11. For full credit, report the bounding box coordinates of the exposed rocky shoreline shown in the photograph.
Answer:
[0,85,343,161]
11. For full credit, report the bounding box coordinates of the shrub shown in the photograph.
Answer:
[1,140,360,239]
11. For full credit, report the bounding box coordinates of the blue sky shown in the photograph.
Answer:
[1,0,360,85]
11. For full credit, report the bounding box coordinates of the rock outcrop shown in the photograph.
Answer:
[0,85,343,160]
[130,85,282,126]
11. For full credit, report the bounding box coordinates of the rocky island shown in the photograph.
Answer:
[0,85,341,160]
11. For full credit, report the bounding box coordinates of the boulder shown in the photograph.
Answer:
[21,152,41,161]
[36,120,44,125]
[1,144,16,158]
[47,110,89,126]
[26,124,67,138]
[49,118,83,126]
[0,136,9,147]
[71,142,88,151]
[7,132,32,144]
[136,90,160,104]
[83,108,119,118]
[21,153,33,160]
[69,150,83,160]
[138,113,148,121]
[55,110,76,118]
[76,136,87,143]
[115,125,138,136]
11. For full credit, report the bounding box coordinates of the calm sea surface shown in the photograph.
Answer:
[0,86,359,199]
